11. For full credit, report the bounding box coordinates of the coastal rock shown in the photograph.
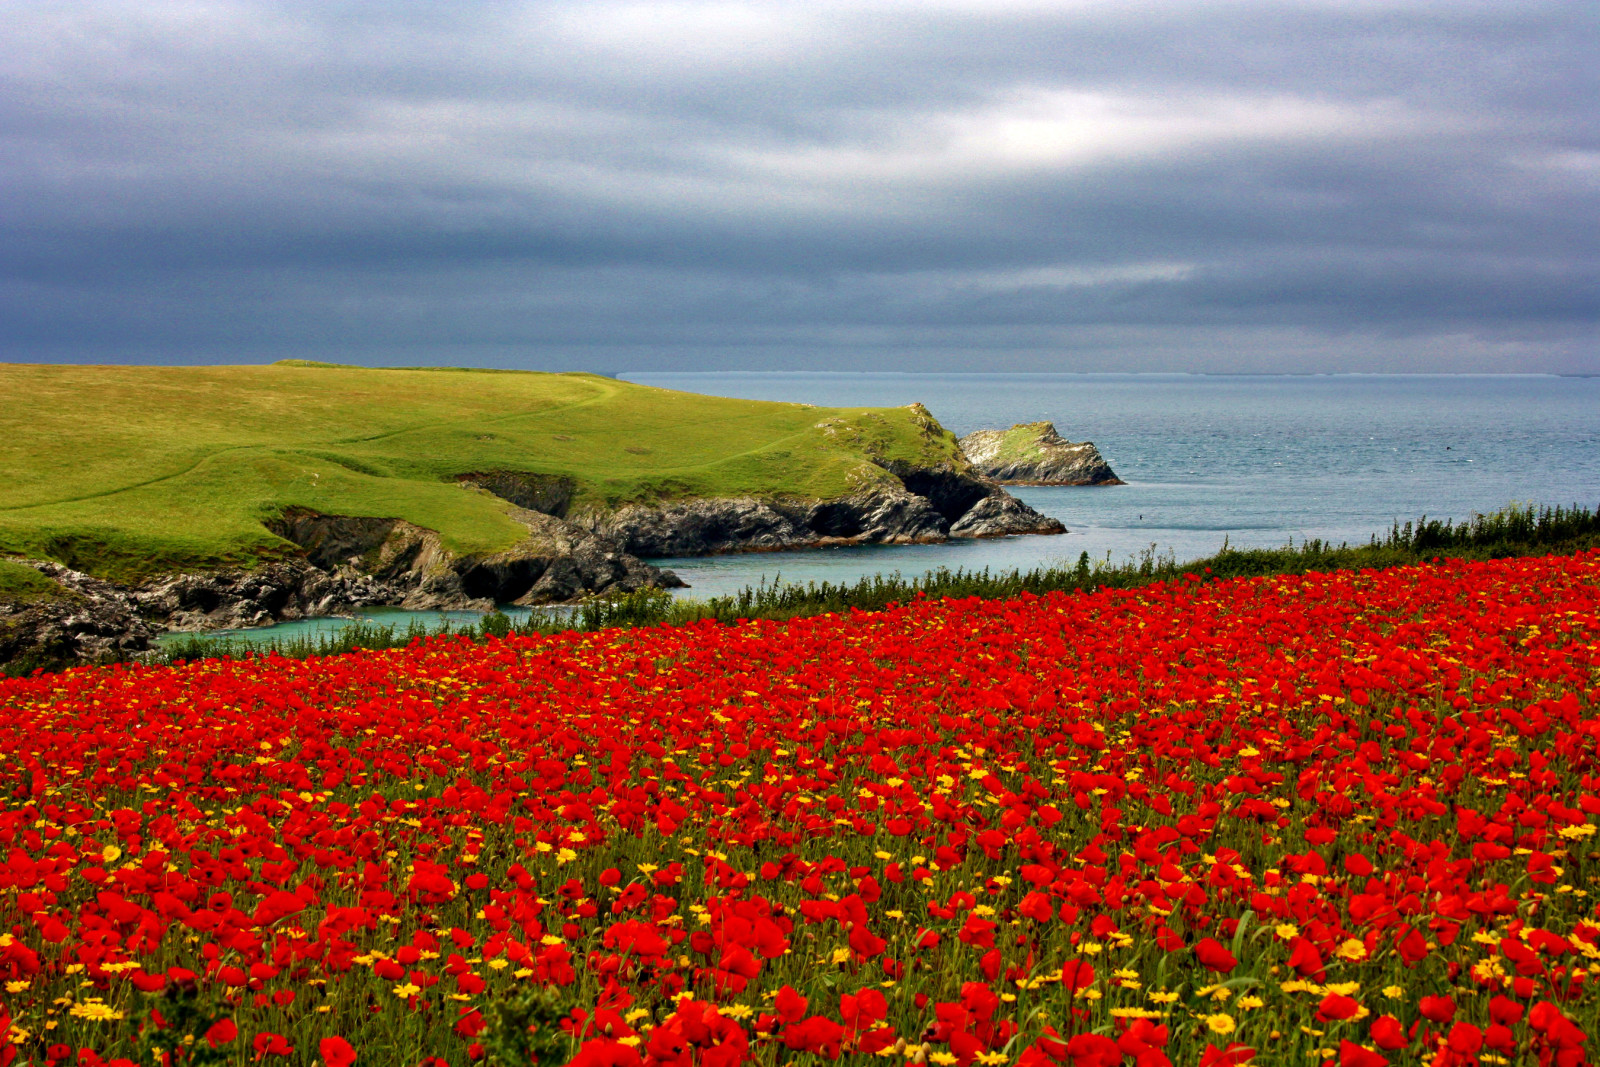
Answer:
[269,504,684,611]
[132,560,404,632]
[0,562,158,664]
[1,402,1080,665]
[590,470,1062,556]
[949,493,1068,538]
[958,423,1123,485]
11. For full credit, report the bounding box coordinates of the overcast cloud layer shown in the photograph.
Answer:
[2,0,1597,372]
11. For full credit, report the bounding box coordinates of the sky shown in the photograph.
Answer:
[2,0,1597,373]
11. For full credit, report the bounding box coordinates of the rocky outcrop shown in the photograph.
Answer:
[266,505,684,612]
[0,562,159,664]
[959,423,1122,485]
[132,560,404,632]
[589,462,1064,557]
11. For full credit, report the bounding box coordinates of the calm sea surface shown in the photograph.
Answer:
[160,373,1600,646]
[629,373,1600,598]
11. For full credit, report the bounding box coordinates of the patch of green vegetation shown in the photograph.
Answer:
[0,559,63,602]
[973,422,1055,463]
[0,362,956,582]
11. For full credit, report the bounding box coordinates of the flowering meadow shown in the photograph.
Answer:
[3,552,1600,1067]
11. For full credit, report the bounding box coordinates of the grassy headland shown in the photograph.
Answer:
[0,362,964,582]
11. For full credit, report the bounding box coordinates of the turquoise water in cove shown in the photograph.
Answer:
[161,373,1600,647]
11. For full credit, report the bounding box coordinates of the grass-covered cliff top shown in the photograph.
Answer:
[961,421,1069,463]
[0,362,965,583]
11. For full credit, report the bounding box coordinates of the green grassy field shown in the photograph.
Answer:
[0,362,962,582]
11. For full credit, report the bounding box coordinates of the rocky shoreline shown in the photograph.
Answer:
[1,443,1067,666]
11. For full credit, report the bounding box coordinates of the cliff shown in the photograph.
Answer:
[958,423,1123,485]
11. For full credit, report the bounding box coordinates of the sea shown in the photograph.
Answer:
[158,373,1600,648]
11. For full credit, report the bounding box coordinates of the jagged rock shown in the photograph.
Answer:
[132,559,405,632]
[594,485,960,557]
[590,476,1062,556]
[271,505,684,611]
[0,562,158,664]
[958,423,1123,485]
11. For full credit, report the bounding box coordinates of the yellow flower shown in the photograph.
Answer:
[1149,991,1179,1004]
[1275,924,1300,939]
[69,1001,124,1022]
[393,983,422,997]
[931,1055,959,1066]
[1205,1014,1236,1035]
[1238,996,1265,1010]
[488,958,510,970]
[1335,939,1369,962]
[1110,1007,1165,1019]
[1382,985,1403,998]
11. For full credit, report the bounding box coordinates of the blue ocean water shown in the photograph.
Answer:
[159,373,1600,646]
[628,373,1600,599]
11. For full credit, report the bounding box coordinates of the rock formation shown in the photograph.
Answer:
[0,561,158,666]
[958,423,1122,485]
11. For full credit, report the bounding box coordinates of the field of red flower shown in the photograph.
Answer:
[3,551,1600,1067]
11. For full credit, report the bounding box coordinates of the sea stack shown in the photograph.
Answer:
[958,422,1123,485]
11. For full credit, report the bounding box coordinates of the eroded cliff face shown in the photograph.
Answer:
[959,423,1122,486]
[265,504,683,613]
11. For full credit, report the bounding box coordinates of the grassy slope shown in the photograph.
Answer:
[0,559,63,602]
[0,362,961,582]
[970,422,1056,463]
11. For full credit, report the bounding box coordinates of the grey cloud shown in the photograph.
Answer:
[0,0,1596,371]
